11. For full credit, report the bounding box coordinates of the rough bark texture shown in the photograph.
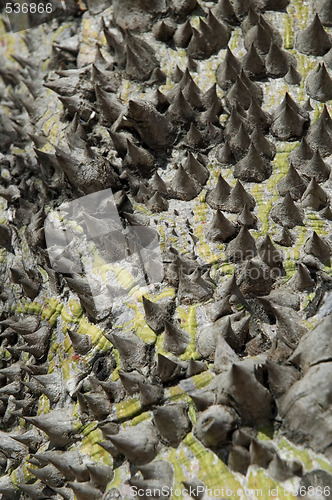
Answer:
[1,0,332,499]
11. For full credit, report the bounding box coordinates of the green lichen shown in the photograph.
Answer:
[177,305,200,361]
[251,184,272,236]
[125,303,157,345]
[116,397,141,421]
[37,394,50,416]
[129,411,151,427]
[107,466,123,490]
[278,437,313,470]
[24,301,42,314]
[188,402,197,425]
[41,297,62,322]
[230,28,240,52]
[184,433,244,498]
[22,460,38,484]
[1,3,332,497]
[81,428,113,465]
[248,470,296,500]
[168,385,190,404]
[284,12,294,49]
[315,458,332,474]
[165,447,187,495]
[192,370,214,390]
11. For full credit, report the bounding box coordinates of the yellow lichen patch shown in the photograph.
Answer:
[110,349,121,381]
[268,152,290,195]
[296,225,308,250]
[284,12,294,49]
[94,255,137,295]
[51,22,73,43]
[24,302,42,314]
[192,370,214,390]
[193,200,221,264]
[323,266,332,276]
[165,447,187,496]
[137,323,157,344]
[95,334,113,354]
[49,306,63,326]
[129,411,151,427]
[74,416,89,436]
[313,103,324,122]
[41,297,60,320]
[39,306,60,327]
[71,400,81,420]
[157,223,166,251]
[40,56,50,72]
[1,347,11,361]
[168,385,191,404]
[10,469,19,487]
[230,27,240,52]
[0,249,6,263]
[132,309,157,344]
[188,402,197,425]
[120,79,132,103]
[194,200,208,225]
[15,302,26,314]
[303,317,318,330]
[198,242,221,265]
[61,358,71,382]
[69,299,83,318]
[155,332,169,357]
[277,437,319,471]
[116,397,141,421]
[107,467,122,491]
[77,317,103,344]
[177,305,200,361]
[123,291,177,345]
[0,17,27,57]
[82,421,98,438]
[64,333,74,355]
[78,15,104,67]
[38,106,63,146]
[251,184,272,236]
[298,55,316,82]
[315,458,332,474]
[301,291,315,309]
[156,288,176,301]
[22,459,38,484]
[81,427,113,465]
[293,0,310,30]
[248,469,296,499]
[220,262,235,277]
[62,320,68,334]
[257,429,274,442]
[37,394,50,416]
[307,213,326,234]
[48,340,60,362]
[177,446,193,473]
[61,305,81,324]
[284,259,296,281]
[48,358,56,374]
[183,433,245,498]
